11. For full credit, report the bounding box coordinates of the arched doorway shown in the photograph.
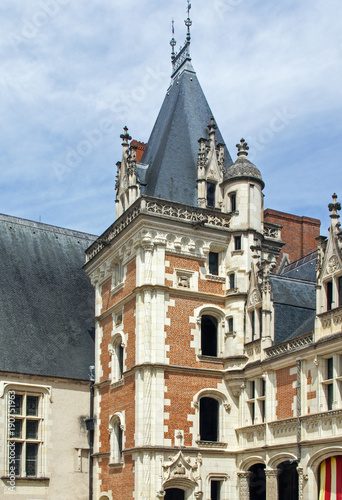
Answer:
[165,489,185,500]
[249,463,266,500]
[278,461,298,500]
[318,456,342,498]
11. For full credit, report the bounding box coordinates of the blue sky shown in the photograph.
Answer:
[1,0,341,236]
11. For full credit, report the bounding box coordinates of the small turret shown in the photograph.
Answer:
[221,139,264,231]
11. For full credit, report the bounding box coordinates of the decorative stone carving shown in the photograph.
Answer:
[178,274,190,288]
[265,469,279,500]
[160,451,202,497]
[328,254,339,273]
[237,471,251,500]
[250,289,260,306]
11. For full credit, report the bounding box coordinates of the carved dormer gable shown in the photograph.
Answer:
[247,262,262,309]
[161,450,202,494]
[197,118,225,209]
[320,229,342,280]
[319,194,342,281]
[197,118,225,183]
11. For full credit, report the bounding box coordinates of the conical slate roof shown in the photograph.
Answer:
[223,156,264,187]
[139,63,233,206]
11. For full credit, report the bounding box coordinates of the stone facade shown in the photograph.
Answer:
[0,373,91,499]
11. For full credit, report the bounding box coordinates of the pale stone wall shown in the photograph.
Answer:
[0,373,90,499]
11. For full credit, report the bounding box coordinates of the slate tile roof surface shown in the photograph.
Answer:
[0,214,96,380]
[270,274,316,344]
[281,251,317,282]
[140,66,233,206]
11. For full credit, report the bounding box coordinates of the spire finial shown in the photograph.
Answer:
[120,126,132,146]
[185,1,192,43]
[328,193,341,219]
[207,117,217,133]
[170,19,177,61]
[236,138,249,157]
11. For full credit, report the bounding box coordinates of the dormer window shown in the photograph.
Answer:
[326,280,333,311]
[207,182,216,208]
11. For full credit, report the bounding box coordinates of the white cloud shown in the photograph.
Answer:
[0,0,341,235]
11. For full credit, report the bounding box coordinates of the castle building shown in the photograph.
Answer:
[82,12,342,500]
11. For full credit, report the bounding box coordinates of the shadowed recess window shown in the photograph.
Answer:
[201,315,218,356]
[327,280,333,310]
[165,489,185,500]
[278,461,298,500]
[230,193,236,212]
[234,236,241,251]
[249,463,266,500]
[339,277,342,307]
[228,317,234,332]
[229,273,235,289]
[110,416,123,464]
[209,252,219,275]
[326,357,334,410]
[207,182,216,207]
[200,397,218,441]
[211,480,223,500]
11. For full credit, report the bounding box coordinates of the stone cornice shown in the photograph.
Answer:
[85,196,233,265]
[94,283,226,323]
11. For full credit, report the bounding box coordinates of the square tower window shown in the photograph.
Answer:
[229,193,236,212]
[234,236,241,251]
[209,252,219,276]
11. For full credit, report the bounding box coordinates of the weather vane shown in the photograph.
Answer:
[170,18,177,61]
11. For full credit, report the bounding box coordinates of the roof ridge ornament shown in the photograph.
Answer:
[170,19,177,62]
[185,1,192,43]
[170,1,193,78]
[236,138,249,157]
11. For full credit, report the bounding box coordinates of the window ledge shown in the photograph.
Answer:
[1,476,50,482]
[231,250,244,256]
[196,441,227,448]
[198,355,223,364]
[226,287,238,295]
[204,274,225,283]
[108,461,124,469]
[110,379,124,389]
[111,282,124,295]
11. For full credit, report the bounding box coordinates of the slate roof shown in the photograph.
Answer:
[223,156,264,188]
[140,63,233,206]
[0,214,96,380]
[281,251,317,282]
[270,274,316,344]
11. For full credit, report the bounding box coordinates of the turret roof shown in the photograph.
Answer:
[139,46,233,205]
